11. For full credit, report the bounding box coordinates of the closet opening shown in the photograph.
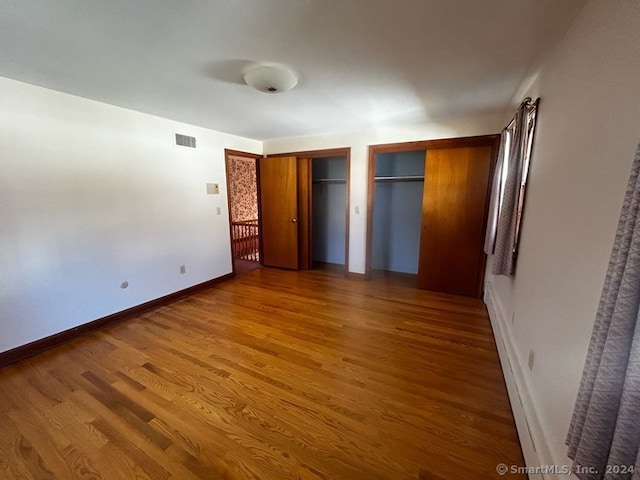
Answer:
[225,149,262,277]
[258,147,351,274]
[311,156,348,269]
[371,151,425,280]
[366,136,499,297]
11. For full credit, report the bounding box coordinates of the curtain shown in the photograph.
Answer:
[484,130,508,255]
[566,141,640,480]
[487,103,528,274]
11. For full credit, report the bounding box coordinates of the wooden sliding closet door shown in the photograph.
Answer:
[417,145,493,297]
[259,156,299,269]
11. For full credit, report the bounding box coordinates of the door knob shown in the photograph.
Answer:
[291,218,297,223]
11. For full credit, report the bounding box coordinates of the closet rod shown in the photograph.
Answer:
[312,178,347,184]
[374,175,425,182]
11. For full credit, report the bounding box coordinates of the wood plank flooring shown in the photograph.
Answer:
[0,266,525,479]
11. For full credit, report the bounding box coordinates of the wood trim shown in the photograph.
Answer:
[0,273,235,369]
[224,149,261,159]
[224,152,237,276]
[369,135,500,154]
[256,157,265,266]
[297,158,312,270]
[224,149,262,273]
[346,271,366,280]
[269,147,350,159]
[344,149,351,277]
[365,135,500,279]
[365,146,376,280]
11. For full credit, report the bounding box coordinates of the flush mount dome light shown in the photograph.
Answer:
[244,64,298,93]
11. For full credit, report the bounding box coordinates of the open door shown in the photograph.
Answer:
[259,148,351,273]
[417,145,493,297]
[259,156,299,269]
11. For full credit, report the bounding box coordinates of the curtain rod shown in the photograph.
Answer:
[520,97,533,107]
[505,97,539,130]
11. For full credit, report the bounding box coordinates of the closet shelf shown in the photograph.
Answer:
[374,175,425,183]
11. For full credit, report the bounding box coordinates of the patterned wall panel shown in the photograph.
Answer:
[228,156,258,222]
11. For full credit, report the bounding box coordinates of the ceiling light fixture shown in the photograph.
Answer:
[244,64,298,94]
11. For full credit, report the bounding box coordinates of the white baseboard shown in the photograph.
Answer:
[484,281,569,480]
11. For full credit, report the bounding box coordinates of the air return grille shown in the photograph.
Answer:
[175,133,196,148]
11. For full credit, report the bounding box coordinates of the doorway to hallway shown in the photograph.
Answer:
[225,149,261,276]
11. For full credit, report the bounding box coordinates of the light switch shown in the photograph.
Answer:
[206,183,220,195]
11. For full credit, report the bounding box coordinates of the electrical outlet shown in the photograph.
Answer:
[355,206,360,214]
[216,206,221,215]
[528,349,535,371]
[180,265,186,274]
[511,312,516,324]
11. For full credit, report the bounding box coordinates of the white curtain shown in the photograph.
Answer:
[485,99,537,276]
[484,129,509,255]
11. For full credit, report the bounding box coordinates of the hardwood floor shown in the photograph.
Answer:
[0,267,525,479]
[233,258,261,277]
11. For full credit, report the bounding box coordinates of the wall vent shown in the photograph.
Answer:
[175,133,196,148]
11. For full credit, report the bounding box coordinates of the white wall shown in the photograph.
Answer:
[484,0,640,476]
[264,112,507,274]
[0,77,261,353]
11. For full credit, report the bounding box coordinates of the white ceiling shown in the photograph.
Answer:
[0,0,586,140]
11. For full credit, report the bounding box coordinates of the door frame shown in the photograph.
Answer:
[365,135,500,281]
[267,147,351,276]
[224,149,262,276]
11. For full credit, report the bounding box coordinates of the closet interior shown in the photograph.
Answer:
[372,150,425,275]
[311,156,348,268]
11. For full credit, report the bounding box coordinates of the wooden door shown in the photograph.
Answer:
[259,156,299,269]
[417,145,493,297]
